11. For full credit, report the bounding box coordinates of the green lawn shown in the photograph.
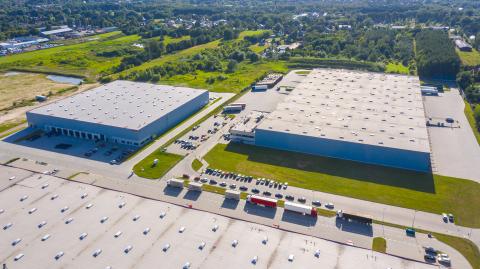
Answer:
[204,143,480,228]
[158,60,288,93]
[464,100,480,145]
[457,48,480,67]
[372,237,387,253]
[386,62,410,75]
[191,158,203,171]
[133,151,183,179]
[0,119,26,133]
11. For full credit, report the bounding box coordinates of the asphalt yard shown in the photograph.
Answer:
[0,168,436,269]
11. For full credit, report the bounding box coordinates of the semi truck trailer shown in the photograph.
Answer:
[225,190,241,200]
[284,201,317,217]
[187,182,203,191]
[247,195,277,208]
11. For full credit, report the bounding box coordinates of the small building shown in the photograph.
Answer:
[229,111,266,144]
[455,39,473,52]
[41,27,73,37]
[255,73,283,89]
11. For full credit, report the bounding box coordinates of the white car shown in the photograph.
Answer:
[86,203,93,209]
[54,251,64,260]
[0,209,4,214]
[262,236,268,244]
[20,195,28,202]
[114,231,123,238]
[199,242,206,250]
[212,225,219,232]
[163,244,170,252]
[179,226,186,233]
[119,202,126,208]
[183,262,191,269]
[132,215,141,221]
[50,194,59,200]
[252,256,258,264]
[143,228,150,235]
[93,249,102,257]
[61,206,69,213]
[42,183,49,189]
[65,218,74,224]
[232,240,238,247]
[159,212,166,218]
[100,216,109,223]
[288,254,295,262]
[28,207,37,214]
[81,193,88,199]
[314,249,320,257]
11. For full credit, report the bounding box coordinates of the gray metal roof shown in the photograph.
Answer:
[256,69,430,153]
[28,80,208,130]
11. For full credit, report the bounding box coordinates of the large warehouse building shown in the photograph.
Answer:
[26,80,209,147]
[254,69,431,172]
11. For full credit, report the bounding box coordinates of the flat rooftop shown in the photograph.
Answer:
[231,111,267,134]
[0,167,434,269]
[256,69,430,153]
[28,80,207,130]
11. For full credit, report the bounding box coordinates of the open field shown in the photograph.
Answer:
[0,72,73,111]
[457,48,480,67]
[159,60,288,93]
[133,151,183,179]
[464,100,480,145]
[386,61,410,75]
[204,143,480,227]
[0,31,141,79]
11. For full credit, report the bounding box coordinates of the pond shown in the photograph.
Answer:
[46,75,83,85]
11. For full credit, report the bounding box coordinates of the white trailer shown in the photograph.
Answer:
[223,105,243,113]
[188,182,203,191]
[284,201,317,217]
[167,178,184,188]
[225,190,241,200]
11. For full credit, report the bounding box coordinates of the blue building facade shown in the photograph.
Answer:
[255,128,431,172]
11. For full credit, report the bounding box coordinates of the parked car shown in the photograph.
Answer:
[275,193,283,199]
[312,200,321,206]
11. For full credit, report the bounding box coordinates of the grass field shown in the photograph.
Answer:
[372,237,387,253]
[457,48,480,67]
[0,72,74,111]
[0,119,26,134]
[385,62,410,75]
[204,143,480,228]
[464,101,480,145]
[159,60,288,93]
[191,158,203,171]
[133,151,183,179]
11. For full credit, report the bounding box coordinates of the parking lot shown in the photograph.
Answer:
[423,90,480,182]
[4,129,137,165]
[0,168,436,269]
[167,114,234,156]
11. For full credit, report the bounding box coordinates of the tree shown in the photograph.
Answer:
[456,71,473,90]
[223,29,234,40]
[248,52,260,62]
[227,59,238,73]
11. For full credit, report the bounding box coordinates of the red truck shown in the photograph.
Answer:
[247,195,277,208]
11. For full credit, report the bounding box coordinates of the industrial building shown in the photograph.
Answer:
[26,80,209,147]
[249,69,431,172]
[454,39,473,52]
[229,111,266,144]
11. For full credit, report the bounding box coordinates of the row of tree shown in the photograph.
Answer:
[415,30,460,79]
